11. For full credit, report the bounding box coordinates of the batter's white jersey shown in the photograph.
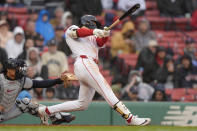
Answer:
[47,25,119,114]
[65,25,101,59]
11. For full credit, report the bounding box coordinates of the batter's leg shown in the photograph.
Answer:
[46,81,95,114]
[81,58,151,125]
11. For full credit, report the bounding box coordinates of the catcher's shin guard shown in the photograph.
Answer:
[16,99,49,125]
[113,101,131,119]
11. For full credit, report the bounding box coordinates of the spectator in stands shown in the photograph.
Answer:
[34,34,45,52]
[3,0,24,7]
[156,46,166,68]
[111,84,122,100]
[132,18,156,52]
[0,20,13,48]
[157,0,193,17]
[5,26,25,58]
[61,11,73,29]
[101,0,113,9]
[50,7,64,28]
[111,21,135,57]
[41,39,69,78]
[184,38,196,60]
[36,9,54,45]
[175,55,197,88]
[18,37,34,60]
[0,0,5,5]
[151,84,167,101]
[155,56,175,89]
[0,11,17,31]
[26,47,48,79]
[56,84,79,100]
[44,88,57,100]
[65,0,102,23]
[123,70,154,101]
[191,10,197,29]
[117,0,146,17]
[136,40,159,83]
[25,20,37,39]
[0,47,7,72]
[28,9,39,22]
[54,26,72,56]
[193,0,197,10]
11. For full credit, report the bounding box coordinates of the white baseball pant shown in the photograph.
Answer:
[47,57,119,113]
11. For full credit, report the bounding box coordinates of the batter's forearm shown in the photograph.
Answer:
[76,27,94,37]
[32,79,63,88]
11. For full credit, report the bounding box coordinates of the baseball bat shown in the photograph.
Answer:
[105,3,140,31]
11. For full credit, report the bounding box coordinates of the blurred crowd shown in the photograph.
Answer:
[0,0,197,102]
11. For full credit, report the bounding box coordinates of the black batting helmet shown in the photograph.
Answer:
[3,58,27,80]
[80,15,101,29]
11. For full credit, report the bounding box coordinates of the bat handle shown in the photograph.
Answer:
[104,19,120,31]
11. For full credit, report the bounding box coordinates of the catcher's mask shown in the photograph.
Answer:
[79,15,101,29]
[3,58,27,80]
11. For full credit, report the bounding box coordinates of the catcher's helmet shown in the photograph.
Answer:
[80,15,101,29]
[3,58,27,80]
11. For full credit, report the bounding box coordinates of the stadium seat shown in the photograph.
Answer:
[187,88,197,95]
[165,88,173,96]
[8,14,29,21]
[0,7,6,12]
[145,10,160,17]
[182,94,195,102]
[171,88,187,101]
[146,1,157,10]
[8,7,28,14]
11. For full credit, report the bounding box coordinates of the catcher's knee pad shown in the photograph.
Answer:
[113,101,131,119]
[16,98,31,113]
[16,98,39,116]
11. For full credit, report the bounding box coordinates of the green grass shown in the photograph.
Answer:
[0,126,197,131]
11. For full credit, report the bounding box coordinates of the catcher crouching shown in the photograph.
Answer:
[0,58,77,125]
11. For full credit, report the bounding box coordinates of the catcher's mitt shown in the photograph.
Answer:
[60,71,78,87]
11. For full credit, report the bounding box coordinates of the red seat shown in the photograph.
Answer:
[187,89,197,95]
[165,88,173,95]
[8,7,28,14]
[125,60,137,67]
[0,7,6,12]
[146,1,157,9]
[171,88,186,101]
[182,95,195,102]
[8,14,29,20]
[105,76,113,85]
[145,10,160,16]
[173,88,186,94]
[101,70,110,77]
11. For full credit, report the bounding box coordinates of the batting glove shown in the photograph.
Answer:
[93,29,104,38]
[103,27,110,37]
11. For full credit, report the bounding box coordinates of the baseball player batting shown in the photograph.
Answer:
[0,58,75,125]
[38,15,151,126]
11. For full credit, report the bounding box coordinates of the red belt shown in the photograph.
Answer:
[80,55,99,64]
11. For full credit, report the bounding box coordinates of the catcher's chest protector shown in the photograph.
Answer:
[0,74,23,112]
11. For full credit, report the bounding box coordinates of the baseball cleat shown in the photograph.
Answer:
[126,115,151,126]
[51,112,76,125]
[38,106,49,125]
